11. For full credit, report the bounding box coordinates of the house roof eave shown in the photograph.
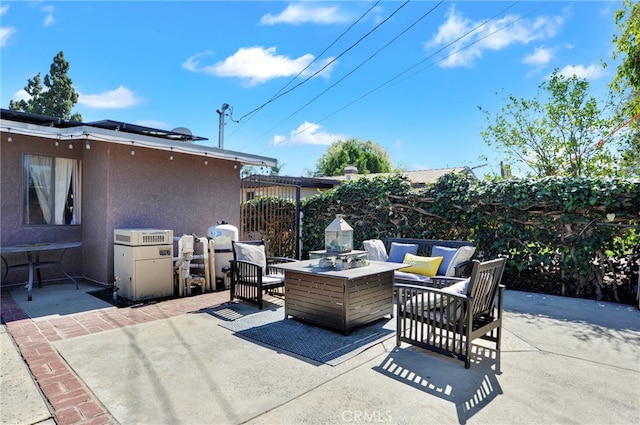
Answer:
[0,113,277,168]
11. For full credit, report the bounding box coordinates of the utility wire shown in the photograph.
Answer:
[234,1,414,150]
[384,2,536,88]
[283,1,442,121]
[226,1,384,144]
[246,0,440,151]
[265,2,543,150]
[252,0,444,152]
[235,0,382,125]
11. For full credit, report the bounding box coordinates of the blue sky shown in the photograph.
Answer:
[1,1,621,177]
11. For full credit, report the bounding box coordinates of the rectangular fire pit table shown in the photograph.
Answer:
[276,260,405,334]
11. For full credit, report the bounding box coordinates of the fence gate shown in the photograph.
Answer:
[239,175,301,259]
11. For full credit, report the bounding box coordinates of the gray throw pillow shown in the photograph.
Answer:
[234,243,267,274]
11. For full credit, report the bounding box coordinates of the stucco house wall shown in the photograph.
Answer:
[1,134,84,281]
[1,114,273,287]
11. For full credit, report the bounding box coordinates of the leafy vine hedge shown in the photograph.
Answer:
[300,173,640,304]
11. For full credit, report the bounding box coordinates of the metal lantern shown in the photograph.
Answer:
[325,214,353,253]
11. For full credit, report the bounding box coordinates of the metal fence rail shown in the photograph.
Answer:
[240,175,300,259]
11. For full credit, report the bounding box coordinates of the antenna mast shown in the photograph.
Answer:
[216,103,230,149]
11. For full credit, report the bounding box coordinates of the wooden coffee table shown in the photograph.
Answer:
[276,260,405,334]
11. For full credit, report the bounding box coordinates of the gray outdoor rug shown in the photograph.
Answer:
[214,305,395,366]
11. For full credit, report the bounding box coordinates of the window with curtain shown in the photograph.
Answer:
[23,154,82,225]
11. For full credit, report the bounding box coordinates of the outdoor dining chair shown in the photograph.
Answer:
[229,240,296,309]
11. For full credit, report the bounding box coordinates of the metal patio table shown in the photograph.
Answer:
[1,242,82,301]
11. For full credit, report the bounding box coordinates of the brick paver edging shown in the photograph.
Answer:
[1,290,231,425]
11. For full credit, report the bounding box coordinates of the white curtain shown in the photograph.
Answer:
[54,158,74,225]
[71,160,81,224]
[29,156,53,224]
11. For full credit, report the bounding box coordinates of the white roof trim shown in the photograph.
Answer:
[1,118,278,168]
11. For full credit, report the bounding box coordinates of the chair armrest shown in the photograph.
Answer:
[230,259,263,268]
[394,282,468,299]
[266,257,296,274]
[430,276,466,289]
[395,282,470,322]
[230,260,264,278]
[453,260,474,277]
[267,256,296,265]
[394,275,465,288]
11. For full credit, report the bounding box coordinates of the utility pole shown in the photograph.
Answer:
[216,103,229,149]
[500,161,512,178]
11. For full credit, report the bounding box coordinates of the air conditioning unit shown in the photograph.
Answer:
[114,229,174,301]
[114,228,173,246]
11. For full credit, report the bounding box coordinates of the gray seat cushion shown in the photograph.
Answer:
[394,270,431,283]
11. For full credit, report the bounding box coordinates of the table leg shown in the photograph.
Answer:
[57,249,78,290]
[35,252,43,288]
[1,256,8,283]
[26,251,34,302]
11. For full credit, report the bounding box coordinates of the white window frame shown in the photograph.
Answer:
[23,154,82,225]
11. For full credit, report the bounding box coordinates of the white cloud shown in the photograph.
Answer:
[272,121,348,146]
[273,134,287,145]
[260,3,349,25]
[41,5,55,27]
[13,82,145,112]
[43,14,55,27]
[11,89,30,102]
[183,47,336,86]
[77,86,143,109]
[0,26,16,47]
[182,50,213,72]
[1,5,16,47]
[425,5,564,68]
[523,46,555,66]
[555,64,607,80]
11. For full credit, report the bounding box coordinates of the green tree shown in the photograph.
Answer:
[9,51,82,121]
[240,163,284,177]
[315,139,392,176]
[611,0,640,176]
[269,162,285,176]
[479,70,618,178]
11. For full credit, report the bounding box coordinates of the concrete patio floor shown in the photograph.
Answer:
[1,279,639,425]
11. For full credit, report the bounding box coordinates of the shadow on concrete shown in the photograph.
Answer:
[373,345,502,424]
